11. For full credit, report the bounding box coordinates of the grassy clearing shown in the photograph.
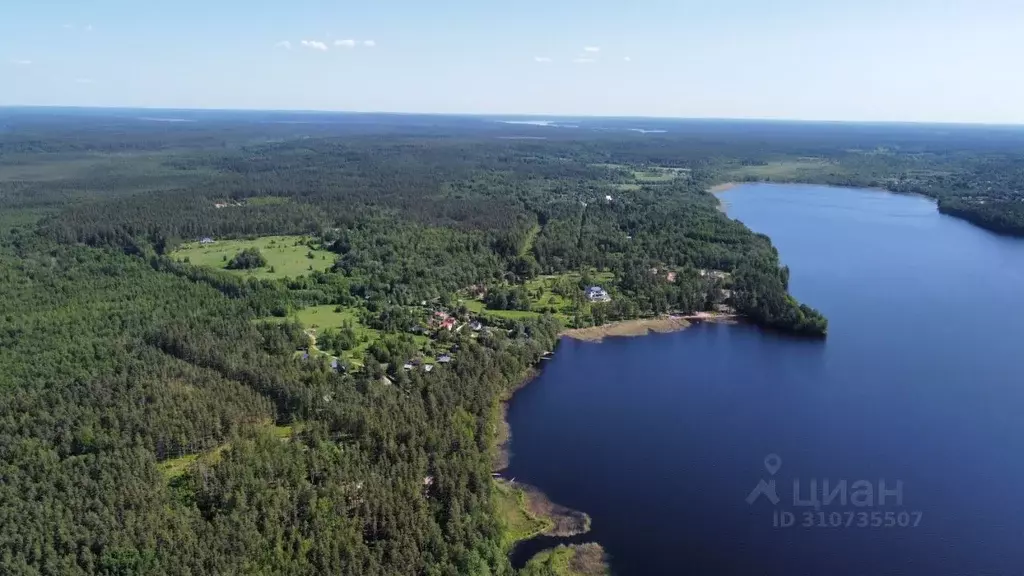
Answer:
[270,304,382,365]
[727,159,839,180]
[463,271,615,325]
[494,480,553,548]
[592,163,688,185]
[158,443,229,482]
[520,544,609,576]
[171,235,334,280]
[520,223,541,258]
[633,167,690,182]
[159,422,302,482]
[290,304,361,330]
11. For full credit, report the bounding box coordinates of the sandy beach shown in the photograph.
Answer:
[561,313,739,343]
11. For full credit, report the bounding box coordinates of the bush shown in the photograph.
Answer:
[226,248,267,270]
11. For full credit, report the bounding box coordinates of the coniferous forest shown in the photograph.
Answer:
[2,109,1023,574]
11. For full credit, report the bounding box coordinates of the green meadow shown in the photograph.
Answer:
[463,271,616,325]
[171,235,335,280]
[727,158,840,180]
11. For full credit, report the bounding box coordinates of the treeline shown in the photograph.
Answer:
[0,234,563,575]
[0,114,877,575]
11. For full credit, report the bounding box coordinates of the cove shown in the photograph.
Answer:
[505,183,1024,575]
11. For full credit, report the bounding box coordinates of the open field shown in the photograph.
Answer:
[264,304,381,364]
[726,159,840,180]
[290,304,361,330]
[633,167,690,182]
[593,163,689,186]
[171,235,335,280]
[463,271,616,324]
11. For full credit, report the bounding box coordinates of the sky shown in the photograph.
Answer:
[3,0,1024,124]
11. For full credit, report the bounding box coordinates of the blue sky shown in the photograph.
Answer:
[3,0,1023,123]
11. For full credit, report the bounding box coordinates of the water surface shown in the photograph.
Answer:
[506,184,1024,575]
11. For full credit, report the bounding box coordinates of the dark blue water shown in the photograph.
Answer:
[506,184,1024,575]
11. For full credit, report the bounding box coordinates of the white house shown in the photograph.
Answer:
[585,286,611,303]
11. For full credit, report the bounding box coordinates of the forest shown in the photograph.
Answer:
[2,109,1022,575]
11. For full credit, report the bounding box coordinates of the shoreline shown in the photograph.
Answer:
[561,312,739,343]
[709,182,739,213]
[498,312,739,468]
[495,311,738,572]
[708,182,739,194]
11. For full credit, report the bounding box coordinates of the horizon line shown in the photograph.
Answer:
[2,104,1023,129]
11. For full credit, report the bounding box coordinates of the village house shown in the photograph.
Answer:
[437,354,452,364]
[585,286,611,303]
[200,237,215,245]
[432,311,456,331]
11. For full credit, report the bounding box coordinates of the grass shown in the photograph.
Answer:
[270,304,382,365]
[290,304,361,330]
[520,223,541,258]
[171,235,334,280]
[462,271,615,326]
[158,422,301,482]
[521,546,576,575]
[520,544,609,576]
[494,480,554,548]
[592,163,688,186]
[633,167,689,182]
[158,443,229,481]
[727,159,839,180]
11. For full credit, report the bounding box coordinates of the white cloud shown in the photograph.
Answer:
[300,40,328,51]
[274,40,292,50]
[75,78,95,84]
[334,39,356,47]
[62,24,74,29]
[10,59,32,66]
[623,56,632,62]
[534,56,553,63]
[85,24,94,32]
[573,57,596,64]
[583,46,600,53]
[363,40,376,47]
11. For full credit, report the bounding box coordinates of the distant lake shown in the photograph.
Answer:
[505,184,1024,575]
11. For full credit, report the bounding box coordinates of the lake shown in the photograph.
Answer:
[505,183,1024,575]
